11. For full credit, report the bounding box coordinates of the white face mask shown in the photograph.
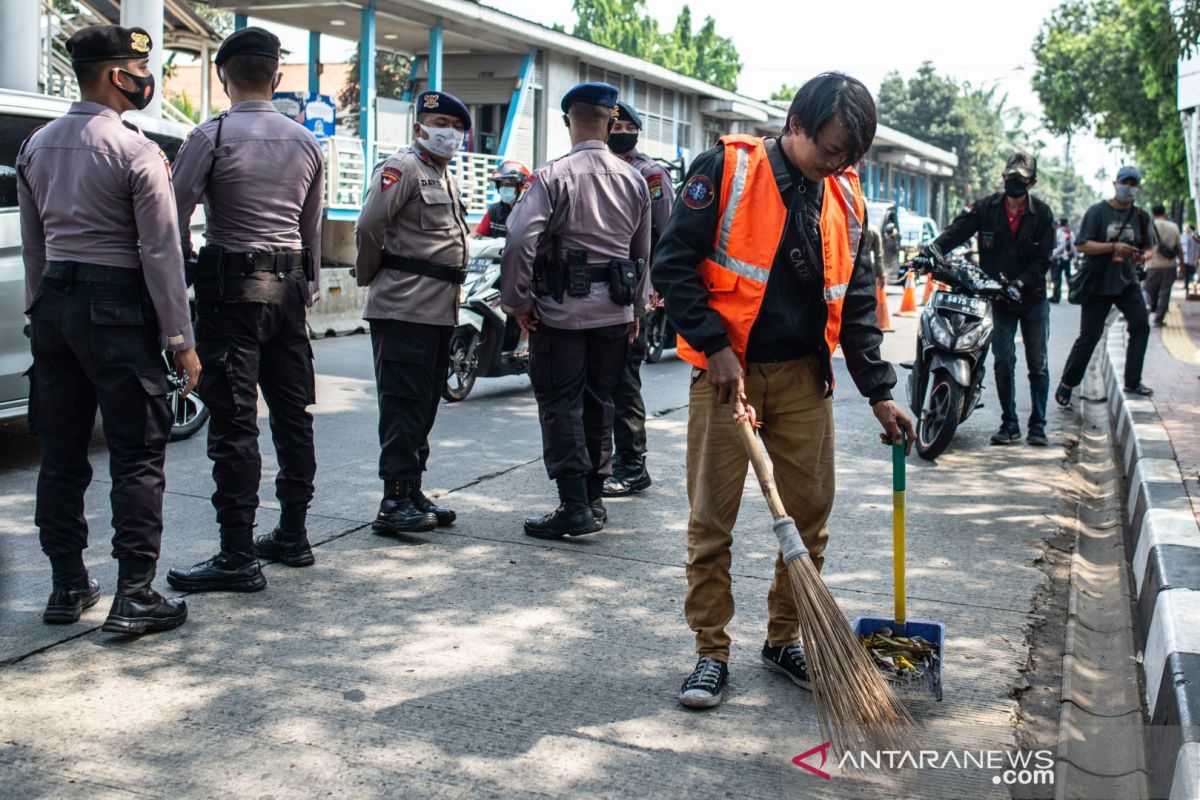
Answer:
[417,123,464,159]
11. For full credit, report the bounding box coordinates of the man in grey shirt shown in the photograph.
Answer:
[166,27,325,594]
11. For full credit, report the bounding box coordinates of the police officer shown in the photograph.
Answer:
[17,25,195,633]
[165,27,324,593]
[355,91,471,534]
[472,161,529,238]
[501,82,652,539]
[603,101,674,498]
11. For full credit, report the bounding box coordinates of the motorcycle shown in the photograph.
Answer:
[443,238,529,402]
[643,293,676,363]
[901,245,1014,461]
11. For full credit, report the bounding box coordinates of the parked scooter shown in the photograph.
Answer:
[443,238,529,402]
[902,244,1016,460]
[643,292,676,363]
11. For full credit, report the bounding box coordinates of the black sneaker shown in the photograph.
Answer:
[679,655,729,708]
[43,578,101,624]
[1027,428,1048,447]
[761,641,811,691]
[990,426,1021,445]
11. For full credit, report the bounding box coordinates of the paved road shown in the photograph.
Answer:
[0,300,1088,797]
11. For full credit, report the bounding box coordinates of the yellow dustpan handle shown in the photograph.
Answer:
[893,438,906,627]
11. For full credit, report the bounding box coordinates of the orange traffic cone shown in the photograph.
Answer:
[921,274,936,305]
[898,271,919,316]
[875,282,893,332]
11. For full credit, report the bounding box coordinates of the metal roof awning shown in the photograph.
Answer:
[80,0,224,53]
[699,98,771,123]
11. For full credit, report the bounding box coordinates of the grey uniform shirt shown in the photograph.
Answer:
[17,101,193,350]
[173,100,326,305]
[355,145,470,326]
[619,148,674,251]
[501,140,652,329]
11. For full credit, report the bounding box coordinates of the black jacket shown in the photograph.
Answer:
[931,191,1055,310]
[651,141,896,404]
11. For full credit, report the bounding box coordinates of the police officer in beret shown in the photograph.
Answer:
[355,90,471,535]
[165,26,325,593]
[501,82,652,538]
[604,100,675,498]
[17,25,196,633]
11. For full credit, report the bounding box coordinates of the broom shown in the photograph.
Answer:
[735,408,915,756]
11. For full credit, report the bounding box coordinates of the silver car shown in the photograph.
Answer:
[0,89,208,439]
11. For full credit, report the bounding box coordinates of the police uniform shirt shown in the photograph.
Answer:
[172,100,326,304]
[354,146,470,326]
[618,149,674,250]
[500,140,652,330]
[17,100,194,350]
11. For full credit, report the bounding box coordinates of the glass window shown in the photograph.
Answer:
[0,113,51,210]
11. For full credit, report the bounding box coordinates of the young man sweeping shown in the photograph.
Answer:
[652,73,914,708]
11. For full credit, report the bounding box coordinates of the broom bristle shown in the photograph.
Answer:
[786,556,916,757]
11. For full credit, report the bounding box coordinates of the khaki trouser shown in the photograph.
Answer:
[684,355,835,661]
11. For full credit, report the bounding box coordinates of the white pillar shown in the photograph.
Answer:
[0,0,41,93]
[120,0,163,118]
[200,42,211,117]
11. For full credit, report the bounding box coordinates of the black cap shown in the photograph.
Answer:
[66,25,153,64]
[561,82,619,113]
[1003,152,1037,181]
[416,91,472,131]
[215,27,281,66]
[615,101,643,129]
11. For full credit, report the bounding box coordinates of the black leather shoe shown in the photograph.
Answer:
[374,480,437,535]
[166,551,266,593]
[254,527,315,567]
[525,476,602,539]
[586,474,607,527]
[102,588,187,635]
[990,426,1021,445]
[603,457,652,497]
[411,483,456,526]
[1125,383,1155,396]
[43,578,101,624]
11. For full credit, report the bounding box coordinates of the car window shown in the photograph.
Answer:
[144,131,184,162]
[0,113,51,210]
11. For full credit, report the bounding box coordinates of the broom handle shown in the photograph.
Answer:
[737,417,788,521]
[893,440,907,627]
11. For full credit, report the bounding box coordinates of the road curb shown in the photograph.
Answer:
[1101,320,1200,800]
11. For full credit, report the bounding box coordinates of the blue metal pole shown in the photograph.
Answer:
[359,1,376,150]
[234,13,247,30]
[428,17,443,92]
[498,51,535,158]
[308,31,321,97]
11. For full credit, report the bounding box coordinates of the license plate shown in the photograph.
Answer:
[934,293,986,316]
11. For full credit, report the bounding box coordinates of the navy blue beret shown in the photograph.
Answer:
[66,25,153,63]
[215,26,281,66]
[417,90,472,131]
[561,82,619,113]
[615,101,643,129]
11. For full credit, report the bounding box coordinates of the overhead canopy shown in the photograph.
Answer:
[78,0,224,54]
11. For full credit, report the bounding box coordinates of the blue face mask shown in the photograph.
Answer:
[498,186,518,205]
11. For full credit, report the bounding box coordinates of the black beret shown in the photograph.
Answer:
[66,25,153,64]
[416,91,472,131]
[561,82,619,114]
[616,101,642,129]
[215,26,281,66]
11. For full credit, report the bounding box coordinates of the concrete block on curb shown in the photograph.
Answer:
[1123,422,1175,478]
[1135,509,1200,596]
[1169,741,1200,800]
[1145,589,1200,719]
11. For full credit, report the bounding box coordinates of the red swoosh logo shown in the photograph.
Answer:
[793,741,833,780]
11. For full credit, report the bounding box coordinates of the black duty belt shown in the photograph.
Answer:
[381,255,466,285]
[587,266,610,283]
[222,250,305,275]
[44,261,142,286]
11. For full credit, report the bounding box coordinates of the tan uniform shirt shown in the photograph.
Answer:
[501,140,652,329]
[619,148,674,251]
[172,100,325,304]
[17,101,193,350]
[355,146,470,326]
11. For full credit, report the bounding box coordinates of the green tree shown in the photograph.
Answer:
[339,49,413,112]
[770,84,801,102]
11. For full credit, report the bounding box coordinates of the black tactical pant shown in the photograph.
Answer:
[28,272,173,561]
[530,322,630,478]
[195,277,316,537]
[611,315,647,460]
[370,319,452,481]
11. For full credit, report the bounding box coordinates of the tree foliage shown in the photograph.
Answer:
[571,0,741,91]
[770,84,801,102]
[1032,0,1187,203]
[339,49,413,112]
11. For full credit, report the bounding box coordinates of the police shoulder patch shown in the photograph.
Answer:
[381,166,402,192]
[647,174,665,200]
[682,174,714,209]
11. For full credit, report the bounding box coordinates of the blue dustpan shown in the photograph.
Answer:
[852,441,944,701]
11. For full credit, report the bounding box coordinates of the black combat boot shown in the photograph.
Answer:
[410,478,456,526]
[254,527,315,567]
[44,552,100,625]
[602,455,652,497]
[586,474,608,527]
[166,530,267,593]
[524,475,603,539]
[102,558,187,635]
[373,479,437,535]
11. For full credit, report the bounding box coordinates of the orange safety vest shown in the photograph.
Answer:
[676,135,865,382]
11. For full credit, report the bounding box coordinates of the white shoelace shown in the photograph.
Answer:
[686,658,723,689]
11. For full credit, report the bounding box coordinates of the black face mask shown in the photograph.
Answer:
[1004,177,1029,199]
[116,69,155,110]
[608,132,638,154]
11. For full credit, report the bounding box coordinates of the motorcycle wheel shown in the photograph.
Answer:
[443,330,478,402]
[916,372,963,461]
[645,313,667,363]
[164,351,209,442]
